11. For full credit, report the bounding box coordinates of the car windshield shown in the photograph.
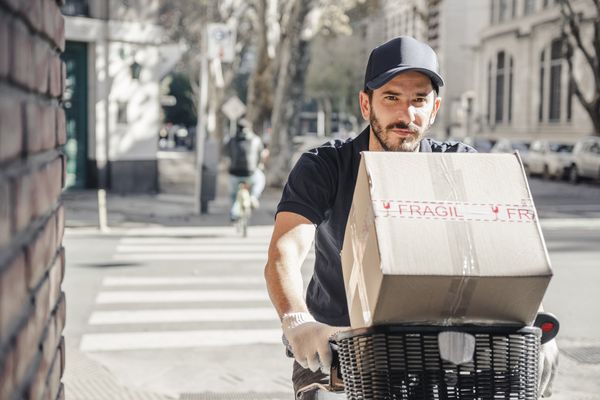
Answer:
[511,142,530,152]
[549,143,574,153]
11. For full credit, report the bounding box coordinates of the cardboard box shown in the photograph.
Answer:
[341,152,552,328]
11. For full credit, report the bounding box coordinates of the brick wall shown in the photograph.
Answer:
[0,1,67,400]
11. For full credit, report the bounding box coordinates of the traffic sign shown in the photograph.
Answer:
[221,96,246,121]
[207,23,236,63]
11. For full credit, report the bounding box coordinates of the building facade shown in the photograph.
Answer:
[474,0,595,142]
[61,0,178,192]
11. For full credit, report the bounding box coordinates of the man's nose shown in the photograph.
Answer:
[395,104,416,123]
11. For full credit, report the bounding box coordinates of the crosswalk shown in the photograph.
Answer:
[79,226,309,353]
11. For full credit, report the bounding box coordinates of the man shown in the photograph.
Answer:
[264,36,556,398]
[223,118,266,219]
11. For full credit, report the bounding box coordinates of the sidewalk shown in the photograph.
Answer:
[62,173,281,231]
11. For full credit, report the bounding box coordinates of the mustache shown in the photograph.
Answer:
[386,121,419,133]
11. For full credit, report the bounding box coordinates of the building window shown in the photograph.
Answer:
[539,50,545,122]
[499,0,508,22]
[539,38,570,124]
[487,61,492,125]
[524,0,535,15]
[491,0,496,24]
[511,0,517,17]
[549,39,563,121]
[488,51,514,126]
[495,52,505,122]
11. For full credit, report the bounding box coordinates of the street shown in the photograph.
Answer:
[61,178,600,400]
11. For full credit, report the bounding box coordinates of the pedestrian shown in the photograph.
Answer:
[263,36,558,399]
[223,118,265,220]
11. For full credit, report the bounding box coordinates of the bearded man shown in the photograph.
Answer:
[264,36,478,399]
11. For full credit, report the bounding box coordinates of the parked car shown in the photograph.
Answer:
[527,140,574,180]
[490,139,531,168]
[567,136,600,183]
[462,137,497,153]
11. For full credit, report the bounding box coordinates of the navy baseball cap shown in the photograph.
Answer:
[364,36,444,93]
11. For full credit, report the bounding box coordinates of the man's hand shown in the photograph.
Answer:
[539,339,559,397]
[282,312,347,374]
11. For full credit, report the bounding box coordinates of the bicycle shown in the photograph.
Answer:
[290,312,559,400]
[232,181,253,237]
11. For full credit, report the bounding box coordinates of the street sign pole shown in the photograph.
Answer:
[194,46,209,215]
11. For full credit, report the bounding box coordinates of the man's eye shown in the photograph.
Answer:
[414,97,426,103]
[384,95,398,101]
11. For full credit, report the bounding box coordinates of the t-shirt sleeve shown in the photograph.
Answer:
[276,151,336,226]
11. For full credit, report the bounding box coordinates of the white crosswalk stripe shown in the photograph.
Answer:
[80,228,291,353]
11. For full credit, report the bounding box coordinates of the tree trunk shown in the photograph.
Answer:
[246,0,274,135]
[267,0,314,187]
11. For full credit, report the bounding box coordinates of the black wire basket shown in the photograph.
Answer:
[335,325,540,400]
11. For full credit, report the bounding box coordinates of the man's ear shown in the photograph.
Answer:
[359,91,371,121]
[430,96,442,124]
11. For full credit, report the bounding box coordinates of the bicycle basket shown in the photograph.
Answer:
[335,325,540,400]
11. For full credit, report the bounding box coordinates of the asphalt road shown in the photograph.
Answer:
[61,177,600,400]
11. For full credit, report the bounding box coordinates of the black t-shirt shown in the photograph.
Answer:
[276,127,476,326]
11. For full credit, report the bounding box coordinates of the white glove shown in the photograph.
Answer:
[282,312,347,374]
[539,339,559,397]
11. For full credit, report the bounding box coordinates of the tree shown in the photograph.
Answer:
[559,0,600,134]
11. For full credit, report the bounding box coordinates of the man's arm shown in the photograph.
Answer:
[264,211,345,373]
[264,211,315,319]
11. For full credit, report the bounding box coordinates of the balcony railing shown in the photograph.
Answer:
[61,0,89,17]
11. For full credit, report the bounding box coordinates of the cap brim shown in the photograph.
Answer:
[366,66,445,91]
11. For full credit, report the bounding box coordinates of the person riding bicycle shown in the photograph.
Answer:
[263,36,558,399]
[223,118,266,221]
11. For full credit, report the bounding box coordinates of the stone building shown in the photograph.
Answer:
[0,1,67,399]
[474,0,596,142]
[61,0,179,192]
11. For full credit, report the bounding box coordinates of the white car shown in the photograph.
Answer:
[527,140,574,180]
[568,136,600,183]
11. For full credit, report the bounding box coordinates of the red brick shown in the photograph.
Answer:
[33,40,50,95]
[46,349,60,400]
[0,252,27,341]
[25,217,56,289]
[11,19,34,89]
[23,0,43,34]
[55,107,66,146]
[0,97,23,162]
[48,158,63,202]
[0,346,16,400]
[33,278,50,339]
[54,292,65,336]
[0,14,10,78]
[14,312,40,386]
[0,180,9,247]
[48,250,64,314]
[58,335,64,377]
[41,105,56,151]
[55,13,65,52]
[28,353,48,400]
[48,57,62,99]
[41,313,57,370]
[42,0,57,45]
[12,172,33,233]
[25,102,43,154]
[56,206,64,246]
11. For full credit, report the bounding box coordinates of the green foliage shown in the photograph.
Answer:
[162,72,197,127]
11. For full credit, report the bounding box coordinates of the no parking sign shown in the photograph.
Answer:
[207,23,236,63]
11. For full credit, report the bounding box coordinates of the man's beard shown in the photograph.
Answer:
[370,108,429,152]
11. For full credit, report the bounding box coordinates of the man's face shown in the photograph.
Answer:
[359,71,442,152]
